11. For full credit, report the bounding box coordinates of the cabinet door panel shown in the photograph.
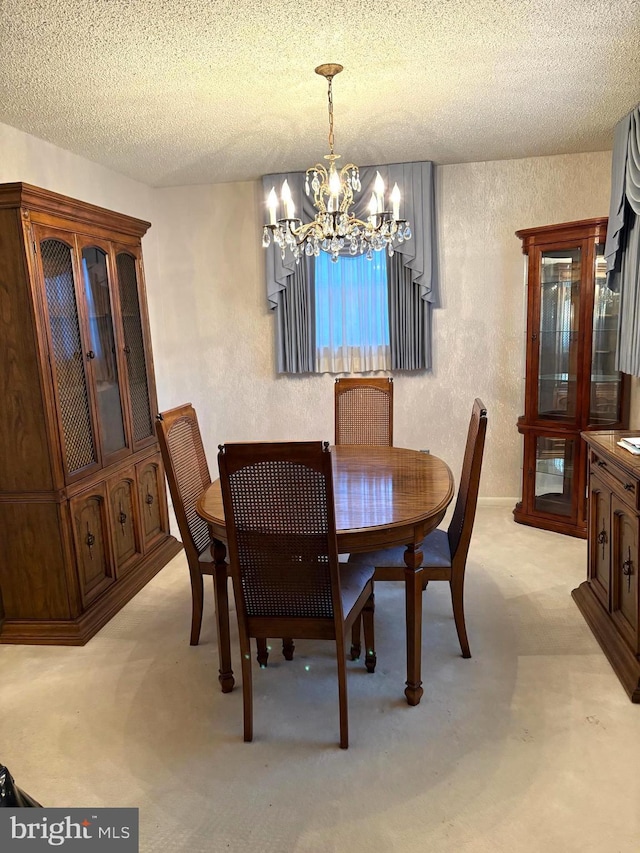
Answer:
[116,251,154,449]
[611,496,639,654]
[79,242,130,465]
[69,486,114,607]
[137,455,169,552]
[588,474,611,608]
[37,230,100,481]
[531,434,578,520]
[108,469,142,576]
[535,245,581,423]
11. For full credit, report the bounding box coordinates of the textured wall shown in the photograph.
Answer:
[0,120,616,498]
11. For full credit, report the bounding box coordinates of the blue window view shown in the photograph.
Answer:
[314,250,390,348]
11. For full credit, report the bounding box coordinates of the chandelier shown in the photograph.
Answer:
[262,63,411,263]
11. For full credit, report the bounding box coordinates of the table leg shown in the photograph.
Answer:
[212,538,234,693]
[404,543,424,706]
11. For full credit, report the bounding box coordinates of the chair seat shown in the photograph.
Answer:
[340,563,375,615]
[348,528,452,569]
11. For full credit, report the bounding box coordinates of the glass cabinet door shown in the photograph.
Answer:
[534,435,577,518]
[80,246,128,460]
[40,235,99,478]
[537,248,581,421]
[589,243,622,424]
[116,252,154,446]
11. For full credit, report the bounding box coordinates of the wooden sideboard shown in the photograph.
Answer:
[573,431,640,701]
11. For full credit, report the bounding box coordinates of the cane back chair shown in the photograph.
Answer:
[334,377,393,446]
[218,440,376,748]
[156,403,219,646]
[349,398,487,659]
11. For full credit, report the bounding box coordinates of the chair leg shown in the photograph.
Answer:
[349,615,362,660]
[239,632,253,742]
[362,592,376,673]
[189,568,204,646]
[213,569,234,693]
[256,638,269,667]
[450,569,471,658]
[282,638,295,660]
[336,636,349,749]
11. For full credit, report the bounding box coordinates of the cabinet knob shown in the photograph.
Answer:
[597,529,608,546]
[145,492,154,505]
[86,350,95,360]
[596,459,607,468]
[624,482,635,492]
[124,345,131,354]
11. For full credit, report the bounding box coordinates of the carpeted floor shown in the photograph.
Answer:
[2,506,639,852]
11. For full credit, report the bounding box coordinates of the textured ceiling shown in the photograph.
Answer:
[1,0,639,187]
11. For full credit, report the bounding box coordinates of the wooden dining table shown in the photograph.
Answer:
[196,444,454,706]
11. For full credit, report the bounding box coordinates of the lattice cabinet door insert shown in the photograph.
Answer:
[116,249,155,450]
[37,229,100,481]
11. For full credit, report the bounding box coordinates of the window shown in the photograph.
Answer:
[314,251,391,373]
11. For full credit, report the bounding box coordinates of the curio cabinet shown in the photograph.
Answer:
[514,218,629,538]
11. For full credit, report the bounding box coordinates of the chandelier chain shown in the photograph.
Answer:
[327,76,335,155]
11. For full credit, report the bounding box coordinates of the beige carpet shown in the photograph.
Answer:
[2,507,640,852]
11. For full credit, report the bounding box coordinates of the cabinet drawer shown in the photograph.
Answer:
[590,452,639,511]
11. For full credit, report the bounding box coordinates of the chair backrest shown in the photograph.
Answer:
[218,441,343,623]
[155,404,212,563]
[447,398,488,562]
[334,377,393,446]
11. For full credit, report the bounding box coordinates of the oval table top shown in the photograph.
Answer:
[197,445,455,554]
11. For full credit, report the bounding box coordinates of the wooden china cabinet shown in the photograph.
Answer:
[514,218,629,538]
[0,183,181,644]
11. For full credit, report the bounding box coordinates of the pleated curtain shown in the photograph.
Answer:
[604,105,640,376]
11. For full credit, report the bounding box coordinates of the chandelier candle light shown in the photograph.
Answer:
[263,63,411,263]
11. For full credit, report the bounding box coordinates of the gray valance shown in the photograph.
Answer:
[604,105,640,376]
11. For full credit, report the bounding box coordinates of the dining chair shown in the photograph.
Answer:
[349,398,487,659]
[155,403,220,646]
[156,404,293,668]
[218,440,376,749]
[334,377,393,446]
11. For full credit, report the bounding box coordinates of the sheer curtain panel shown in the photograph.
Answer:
[315,251,390,373]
